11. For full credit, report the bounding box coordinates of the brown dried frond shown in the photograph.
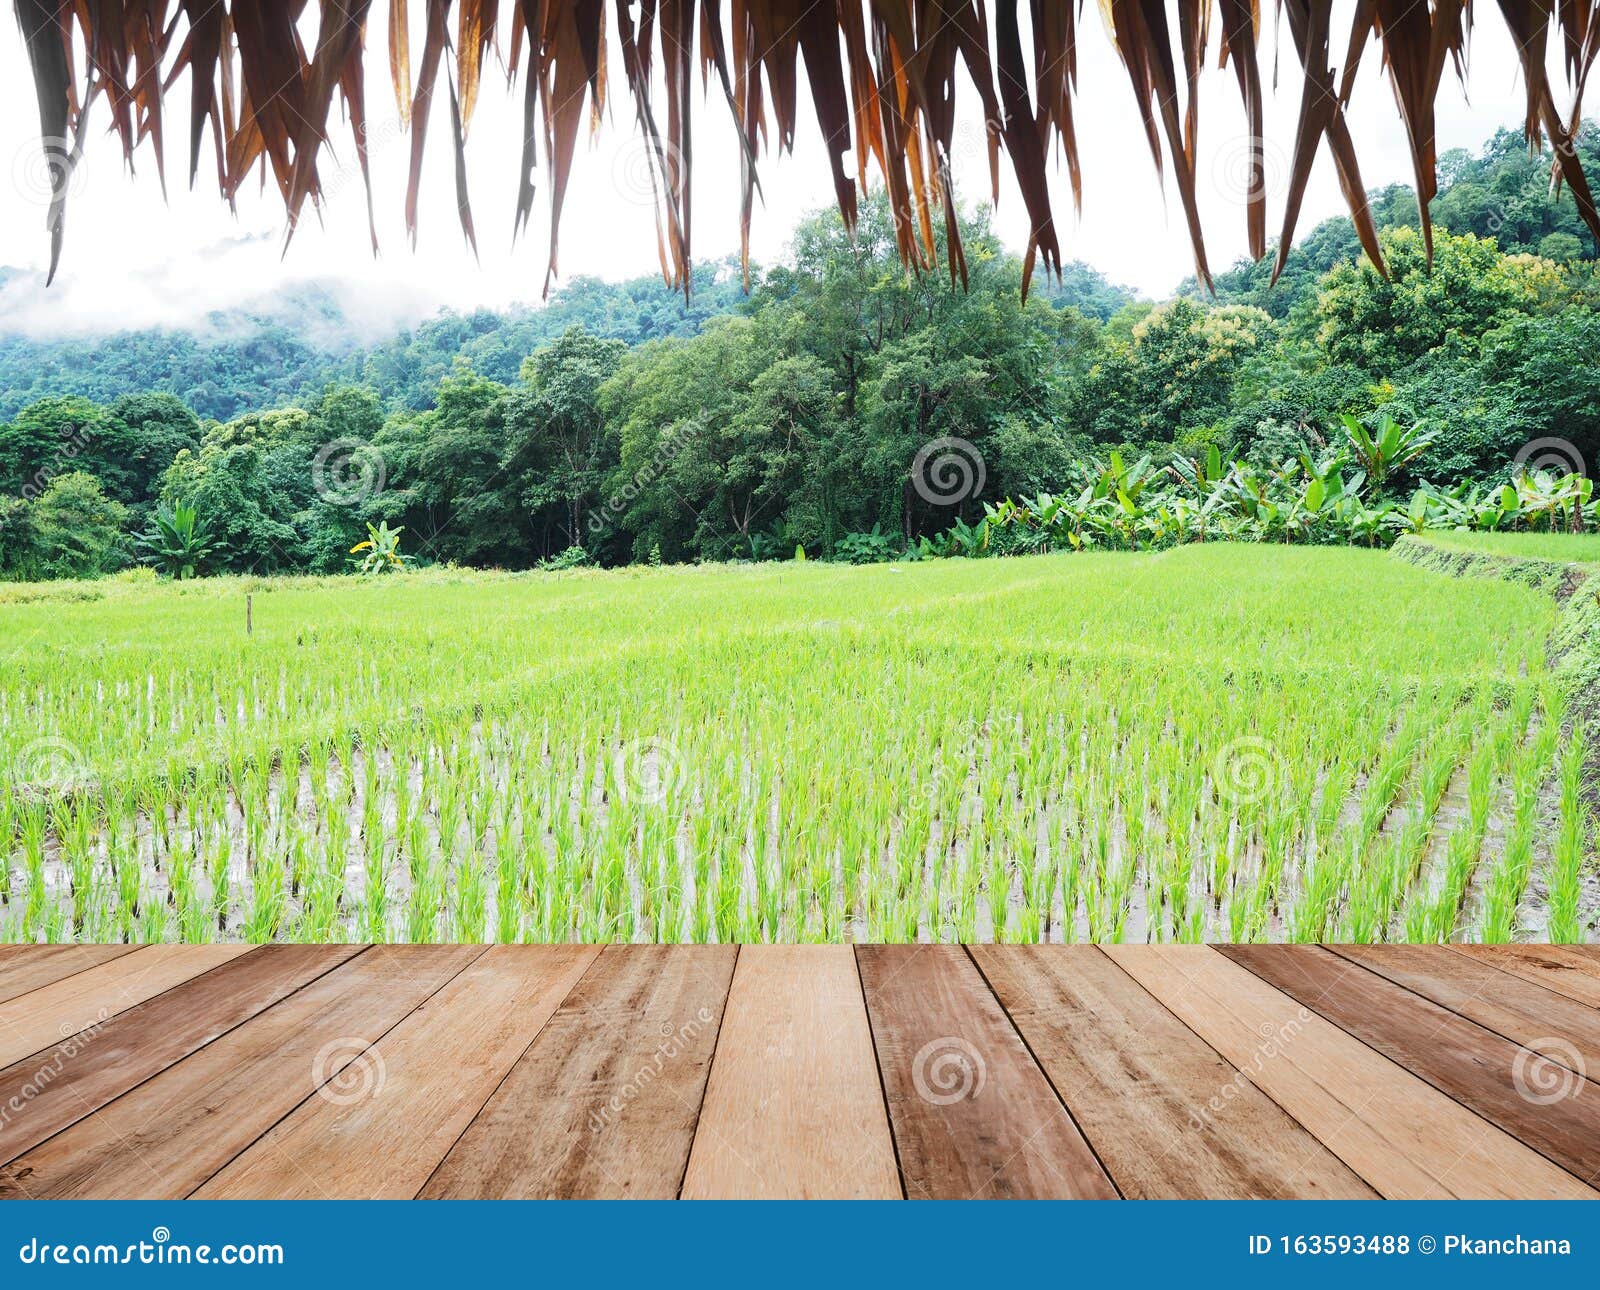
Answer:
[13,0,1600,293]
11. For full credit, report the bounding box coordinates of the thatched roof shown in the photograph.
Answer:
[14,1,1600,294]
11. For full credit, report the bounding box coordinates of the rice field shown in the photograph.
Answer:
[1,544,1595,945]
[1416,530,1600,564]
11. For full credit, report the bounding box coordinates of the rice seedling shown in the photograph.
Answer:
[1,542,1595,944]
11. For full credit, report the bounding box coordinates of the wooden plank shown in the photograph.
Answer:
[0,945,248,1069]
[970,946,1376,1200]
[1106,945,1595,1199]
[681,945,901,1200]
[1452,946,1600,1010]
[1223,944,1600,1182]
[419,944,736,1200]
[1333,944,1600,1083]
[856,945,1117,1200]
[0,946,141,1006]
[0,945,481,1200]
[0,945,365,1165]
[195,946,600,1200]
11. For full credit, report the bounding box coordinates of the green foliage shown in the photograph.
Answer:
[4,123,1600,583]
[28,471,128,579]
[537,544,590,571]
[834,524,898,564]
[974,424,1592,560]
[135,501,225,579]
[1,544,1590,943]
[1311,227,1562,371]
[350,520,412,575]
[1338,411,1436,492]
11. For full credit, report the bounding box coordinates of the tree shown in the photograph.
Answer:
[157,410,314,572]
[97,394,202,514]
[1309,227,1560,371]
[374,365,517,566]
[600,316,786,560]
[0,495,38,578]
[29,472,128,578]
[1475,309,1600,478]
[503,326,627,555]
[1076,299,1270,449]
[0,397,102,502]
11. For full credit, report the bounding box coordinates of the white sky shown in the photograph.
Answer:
[0,3,1566,335]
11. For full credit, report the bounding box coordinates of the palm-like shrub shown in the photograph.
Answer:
[350,521,413,575]
[970,415,1596,561]
[1339,412,1436,493]
[136,502,223,579]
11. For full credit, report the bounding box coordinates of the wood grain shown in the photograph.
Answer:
[419,944,735,1199]
[1452,946,1600,1010]
[0,945,365,1164]
[0,945,480,1200]
[0,946,140,1005]
[1108,945,1596,1199]
[1224,944,1600,1181]
[681,945,900,1199]
[1,943,1598,1200]
[196,945,599,1199]
[857,945,1117,1200]
[970,945,1376,1199]
[0,945,248,1069]
[1332,944,1600,1082]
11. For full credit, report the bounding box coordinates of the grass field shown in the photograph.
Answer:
[1,544,1594,944]
[1414,530,1600,563]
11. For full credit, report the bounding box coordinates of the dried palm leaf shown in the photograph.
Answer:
[12,0,1600,295]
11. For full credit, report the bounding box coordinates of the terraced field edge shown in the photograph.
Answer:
[1393,533,1600,736]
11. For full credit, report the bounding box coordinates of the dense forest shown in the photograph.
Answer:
[1,125,1597,581]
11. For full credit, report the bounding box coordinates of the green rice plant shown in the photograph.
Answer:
[0,545,1590,945]
[1544,734,1590,943]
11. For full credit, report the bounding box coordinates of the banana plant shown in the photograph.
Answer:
[1339,412,1435,494]
[1512,469,1593,532]
[350,520,413,575]
[1340,496,1398,546]
[136,502,225,580]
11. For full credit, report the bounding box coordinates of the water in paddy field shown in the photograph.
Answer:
[0,546,1592,944]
